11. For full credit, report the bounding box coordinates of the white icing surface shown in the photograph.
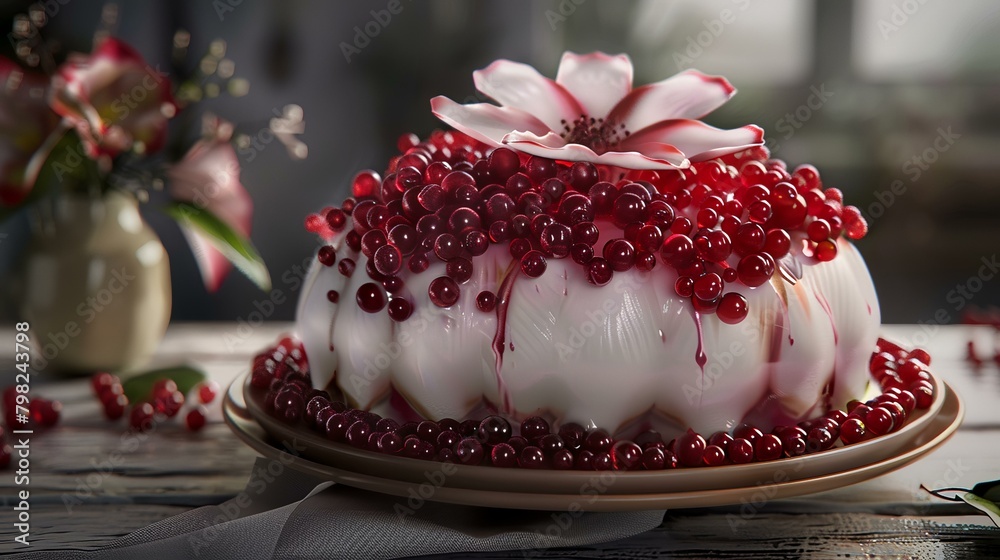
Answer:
[297,220,880,435]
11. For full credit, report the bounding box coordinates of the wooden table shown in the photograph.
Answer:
[0,323,998,557]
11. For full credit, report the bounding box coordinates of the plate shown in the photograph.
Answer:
[224,373,962,511]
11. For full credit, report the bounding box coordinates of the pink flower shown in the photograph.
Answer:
[50,37,176,158]
[168,128,252,292]
[431,52,763,170]
[0,57,59,205]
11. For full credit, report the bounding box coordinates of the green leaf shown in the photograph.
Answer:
[924,479,1000,528]
[962,479,1000,527]
[164,201,271,291]
[961,492,1000,528]
[970,479,1000,503]
[122,364,208,402]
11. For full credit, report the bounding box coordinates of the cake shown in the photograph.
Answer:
[251,52,934,469]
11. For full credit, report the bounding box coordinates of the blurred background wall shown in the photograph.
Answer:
[1,0,999,325]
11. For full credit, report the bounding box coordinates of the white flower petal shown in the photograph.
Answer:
[622,120,764,163]
[555,51,633,120]
[607,69,736,132]
[430,96,551,147]
[473,59,584,132]
[503,130,687,170]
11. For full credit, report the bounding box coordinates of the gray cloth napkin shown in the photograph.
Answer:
[14,458,665,559]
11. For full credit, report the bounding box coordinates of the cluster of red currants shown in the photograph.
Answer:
[304,130,868,326]
[0,387,61,469]
[91,373,219,433]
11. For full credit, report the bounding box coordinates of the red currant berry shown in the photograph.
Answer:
[754,433,783,461]
[102,393,129,420]
[520,250,547,278]
[734,223,766,256]
[558,423,586,449]
[814,240,837,262]
[186,406,208,431]
[539,434,565,455]
[865,407,893,435]
[551,449,575,470]
[733,423,763,445]
[729,438,753,464]
[375,432,402,454]
[428,276,460,307]
[603,239,637,272]
[129,402,156,432]
[703,444,726,466]
[587,258,613,286]
[660,234,697,268]
[807,219,831,242]
[763,228,791,259]
[612,441,643,470]
[197,381,219,405]
[737,253,775,287]
[520,416,550,440]
[476,291,497,312]
[840,418,866,444]
[356,283,387,313]
[675,276,695,298]
[491,443,518,467]
[478,415,512,445]
[91,372,118,394]
[583,429,614,453]
[519,446,546,469]
[641,447,666,470]
[674,430,706,467]
[487,147,521,181]
[454,437,484,465]
[693,272,724,301]
[716,292,749,324]
[805,427,834,452]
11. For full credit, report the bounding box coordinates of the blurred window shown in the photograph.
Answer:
[625,0,813,84]
[853,0,1000,81]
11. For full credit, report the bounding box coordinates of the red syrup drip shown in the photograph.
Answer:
[813,288,838,345]
[820,376,835,412]
[692,310,707,408]
[491,262,520,413]
[693,311,707,369]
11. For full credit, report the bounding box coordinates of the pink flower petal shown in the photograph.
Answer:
[622,120,764,163]
[430,96,551,147]
[168,138,252,292]
[178,229,231,293]
[503,130,687,170]
[473,59,584,132]
[50,37,175,157]
[621,142,688,165]
[606,70,736,132]
[555,51,633,120]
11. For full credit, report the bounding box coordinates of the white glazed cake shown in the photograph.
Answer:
[291,52,879,439]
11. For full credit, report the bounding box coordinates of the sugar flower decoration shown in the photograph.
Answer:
[432,52,763,169]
